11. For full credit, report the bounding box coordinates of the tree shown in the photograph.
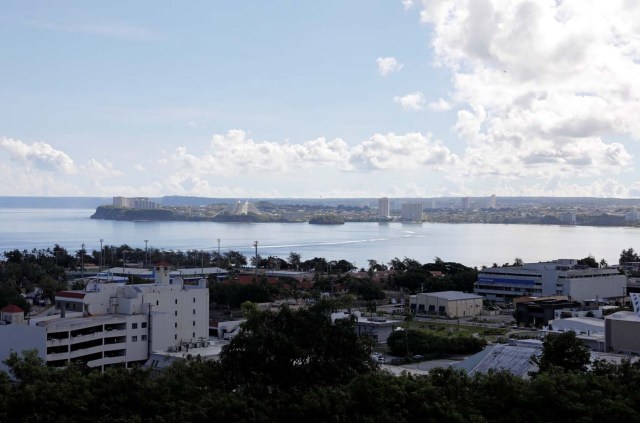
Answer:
[577,256,598,268]
[288,252,302,270]
[532,331,591,373]
[513,257,524,266]
[619,248,640,265]
[219,301,376,395]
[224,250,247,267]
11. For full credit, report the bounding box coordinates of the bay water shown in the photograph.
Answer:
[2,208,639,268]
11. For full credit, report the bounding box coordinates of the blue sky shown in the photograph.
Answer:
[2,1,640,198]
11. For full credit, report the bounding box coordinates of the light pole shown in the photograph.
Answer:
[253,241,258,277]
[144,240,149,269]
[217,239,221,256]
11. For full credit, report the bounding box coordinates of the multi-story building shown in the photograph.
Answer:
[1,264,209,371]
[488,194,496,209]
[401,203,423,221]
[461,197,471,210]
[112,196,161,209]
[475,259,626,303]
[378,197,390,218]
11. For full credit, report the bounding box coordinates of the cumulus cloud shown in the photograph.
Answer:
[393,91,425,110]
[84,159,123,177]
[376,56,404,76]
[0,137,76,174]
[413,0,639,179]
[170,129,457,178]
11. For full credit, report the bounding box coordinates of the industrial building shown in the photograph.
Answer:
[475,259,626,303]
[0,264,209,371]
[410,291,483,318]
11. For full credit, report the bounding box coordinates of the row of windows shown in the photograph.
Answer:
[131,322,148,330]
[131,335,148,342]
[154,297,198,307]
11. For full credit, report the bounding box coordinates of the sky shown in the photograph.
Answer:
[2,0,640,198]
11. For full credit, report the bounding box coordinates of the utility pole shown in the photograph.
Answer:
[253,241,259,277]
[81,243,85,280]
[144,239,149,269]
[99,239,103,274]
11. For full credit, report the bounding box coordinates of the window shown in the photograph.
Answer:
[174,322,177,328]
[132,336,137,342]
[175,299,177,305]
[193,298,196,303]
[132,323,138,329]
[192,332,195,338]
[174,311,177,317]
[156,300,159,306]
[193,321,196,326]
[174,334,177,340]
[141,335,147,341]
[141,322,147,328]
[192,309,196,315]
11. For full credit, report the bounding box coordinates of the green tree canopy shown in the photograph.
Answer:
[532,331,591,373]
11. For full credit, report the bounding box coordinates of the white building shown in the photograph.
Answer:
[559,212,576,225]
[410,291,483,318]
[461,197,471,210]
[625,211,640,223]
[488,194,496,209]
[475,259,626,303]
[222,201,261,215]
[1,264,209,371]
[112,196,161,209]
[401,203,423,221]
[378,197,390,218]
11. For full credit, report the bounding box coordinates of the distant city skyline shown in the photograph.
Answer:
[2,1,640,198]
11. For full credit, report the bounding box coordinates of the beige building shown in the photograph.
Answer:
[410,291,483,318]
[1,304,25,325]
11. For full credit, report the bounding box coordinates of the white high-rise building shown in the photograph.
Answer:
[488,194,496,209]
[378,197,390,218]
[401,203,424,221]
[461,197,471,210]
[1,264,209,371]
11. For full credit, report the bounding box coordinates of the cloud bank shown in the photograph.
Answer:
[413,0,638,181]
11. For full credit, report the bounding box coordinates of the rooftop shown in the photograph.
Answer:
[1,304,23,313]
[421,291,483,301]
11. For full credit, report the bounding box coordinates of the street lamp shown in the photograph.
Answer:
[217,239,221,256]
[144,239,149,268]
[253,241,259,277]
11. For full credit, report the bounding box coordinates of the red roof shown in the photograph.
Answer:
[56,291,86,299]
[1,304,23,313]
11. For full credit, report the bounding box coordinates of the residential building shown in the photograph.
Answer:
[332,311,400,345]
[410,291,483,318]
[475,259,626,303]
[488,194,496,209]
[378,197,390,218]
[0,264,209,371]
[461,197,471,210]
[1,304,25,325]
[112,196,161,209]
[401,203,423,221]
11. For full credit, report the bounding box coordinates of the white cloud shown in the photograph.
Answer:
[84,159,123,177]
[393,91,425,111]
[169,129,457,178]
[350,132,458,170]
[414,0,640,180]
[376,56,404,76]
[402,0,415,10]
[428,97,452,111]
[0,137,76,174]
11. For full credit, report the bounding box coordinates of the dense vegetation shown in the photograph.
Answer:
[1,306,640,422]
[387,329,487,357]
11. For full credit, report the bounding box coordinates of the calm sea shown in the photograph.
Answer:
[1,208,638,268]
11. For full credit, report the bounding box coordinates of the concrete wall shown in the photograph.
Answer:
[606,317,640,354]
[567,276,626,302]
